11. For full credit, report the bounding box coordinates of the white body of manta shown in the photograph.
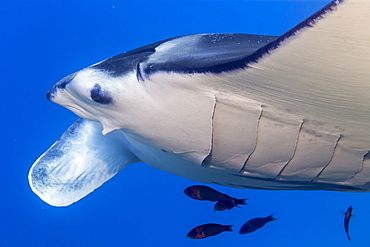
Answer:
[29,0,370,206]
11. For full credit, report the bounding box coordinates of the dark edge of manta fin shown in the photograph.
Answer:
[241,0,344,68]
[90,0,343,78]
[141,0,343,76]
[91,36,182,80]
[141,34,279,76]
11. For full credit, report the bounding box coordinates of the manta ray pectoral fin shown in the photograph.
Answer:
[28,118,140,206]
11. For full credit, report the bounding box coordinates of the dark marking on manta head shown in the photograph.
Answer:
[46,72,77,101]
[90,84,113,104]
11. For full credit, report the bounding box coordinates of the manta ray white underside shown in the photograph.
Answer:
[29,0,370,206]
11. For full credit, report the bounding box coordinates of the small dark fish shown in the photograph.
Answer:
[344,206,353,241]
[187,223,233,239]
[214,198,248,211]
[184,185,247,211]
[239,214,276,234]
[184,185,232,201]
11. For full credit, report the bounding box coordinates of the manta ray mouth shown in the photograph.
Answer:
[61,104,114,133]
[63,105,99,123]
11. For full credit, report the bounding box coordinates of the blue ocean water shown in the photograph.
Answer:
[1,0,368,246]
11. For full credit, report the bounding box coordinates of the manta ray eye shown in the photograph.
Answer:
[90,84,112,104]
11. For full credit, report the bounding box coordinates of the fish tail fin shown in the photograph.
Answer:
[268,213,277,221]
[225,225,233,231]
[235,198,248,205]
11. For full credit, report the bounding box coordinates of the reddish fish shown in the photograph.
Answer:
[184,185,247,210]
[214,198,248,211]
[344,206,353,241]
[184,185,232,201]
[239,214,276,234]
[187,223,233,239]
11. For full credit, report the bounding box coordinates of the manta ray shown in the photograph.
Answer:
[29,0,370,206]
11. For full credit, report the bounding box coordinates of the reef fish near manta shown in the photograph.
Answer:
[29,0,370,207]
